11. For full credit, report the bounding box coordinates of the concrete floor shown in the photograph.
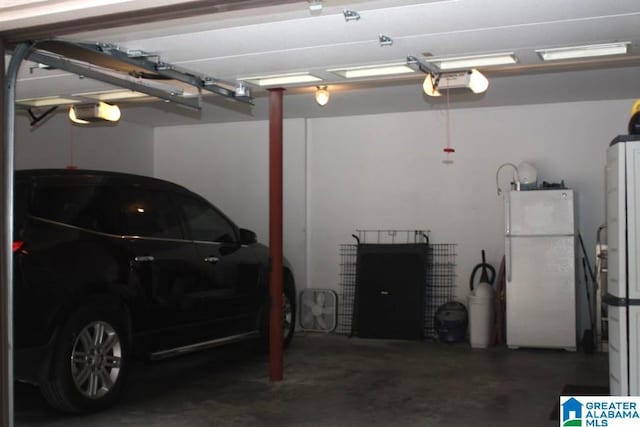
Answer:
[15,334,608,427]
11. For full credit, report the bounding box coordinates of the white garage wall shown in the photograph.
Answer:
[153,98,634,336]
[153,119,308,289]
[15,113,154,174]
[307,99,632,335]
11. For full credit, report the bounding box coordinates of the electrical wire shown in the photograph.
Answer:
[443,88,454,164]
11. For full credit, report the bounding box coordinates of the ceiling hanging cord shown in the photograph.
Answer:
[443,88,455,164]
[67,122,78,169]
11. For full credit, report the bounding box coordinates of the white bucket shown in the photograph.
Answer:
[468,282,495,348]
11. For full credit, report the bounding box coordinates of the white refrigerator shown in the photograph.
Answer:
[605,134,640,395]
[505,189,577,350]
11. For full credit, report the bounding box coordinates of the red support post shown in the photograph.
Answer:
[268,88,284,381]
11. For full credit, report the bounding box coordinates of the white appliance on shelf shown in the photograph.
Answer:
[605,134,640,395]
[505,189,577,350]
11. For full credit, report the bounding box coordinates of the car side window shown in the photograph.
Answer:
[173,193,236,243]
[119,187,182,239]
[31,184,121,235]
[15,180,30,238]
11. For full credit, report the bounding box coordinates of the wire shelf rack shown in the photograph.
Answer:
[352,229,430,244]
[336,231,456,340]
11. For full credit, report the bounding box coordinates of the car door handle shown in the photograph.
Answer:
[134,255,155,262]
[204,256,219,264]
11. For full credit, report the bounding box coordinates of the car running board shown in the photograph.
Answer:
[149,330,260,361]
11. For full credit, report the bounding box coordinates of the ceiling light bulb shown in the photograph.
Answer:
[468,69,489,94]
[315,86,330,106]
[422,75,441,97]
[69,106,89,124]
[97,102,121,121]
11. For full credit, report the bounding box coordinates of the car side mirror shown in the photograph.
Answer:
[239,228,257,245]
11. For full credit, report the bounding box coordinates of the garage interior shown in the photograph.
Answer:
[2,0,640,426]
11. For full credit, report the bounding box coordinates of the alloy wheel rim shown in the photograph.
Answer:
[70,320,122,399]
[283,292,293,338]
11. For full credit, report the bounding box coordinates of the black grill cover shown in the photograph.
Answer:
[353,243,428,339]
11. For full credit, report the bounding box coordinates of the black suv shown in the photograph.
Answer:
[13,169,296,413]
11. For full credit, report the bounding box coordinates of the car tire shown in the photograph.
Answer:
[283,277,296,348]
[40,301,130,413]
[259,274,297,349]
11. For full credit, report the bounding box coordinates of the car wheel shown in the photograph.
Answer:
[282,282,296,348]
[260,275,297,349]
[41,303,129,413]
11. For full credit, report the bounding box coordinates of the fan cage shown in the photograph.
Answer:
[299,288,338,332]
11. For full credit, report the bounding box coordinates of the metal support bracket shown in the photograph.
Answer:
[27,105,58,126]
[343,9,360,21]
[35,40,253,105]
[406,55,439,76]
[379,34,393,47]
[28,50,201,110]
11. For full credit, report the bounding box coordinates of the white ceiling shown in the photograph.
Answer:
[7,0,640,126]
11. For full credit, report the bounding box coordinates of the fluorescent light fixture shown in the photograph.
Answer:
[69,102,121,124]
[425,53,517,71]
[329,63,416,79]
[17,96,80,107]
[240,73,323,87]
[72,89,149,101]
[315,86,330,106]
[308,0,323,12]
[423,69,489,97]
[536,41,630,61]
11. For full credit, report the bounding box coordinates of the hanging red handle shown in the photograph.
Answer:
[443,147,455,153]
